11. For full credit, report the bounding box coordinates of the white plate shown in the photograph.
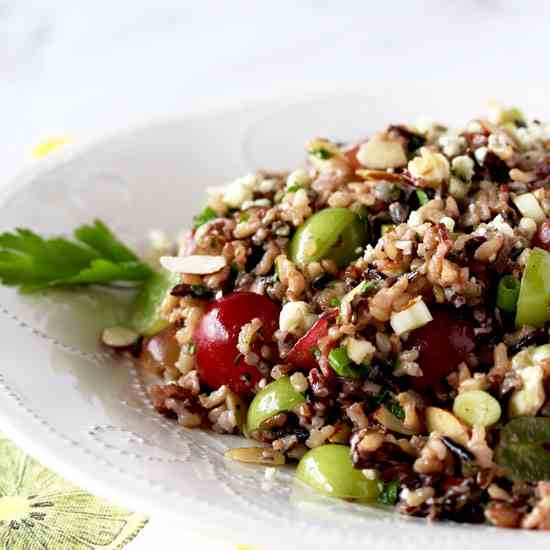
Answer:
[1,85,549,550]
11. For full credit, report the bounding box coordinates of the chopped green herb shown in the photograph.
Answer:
[190,285,210,296]
[384,400,405,421]
[230,261,239,275]
[286,183,304,193]
[238,212,250,223]
[407,133,426,154]
[330,297,341,307]
[377,478,400,506]
[328,347,369,378]
[328,347,356,377]
[0,220,152,293]
[187,343,196,355]
[360,280,380,294]
[415,189,429,206]
[308,147,333,160]
[192,206,217,229]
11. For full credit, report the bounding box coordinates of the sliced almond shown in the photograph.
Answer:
[425,406,469,446]
[160,255,226,275]
[224,447,285,466]
[356,137,407,170]
[373,406,417,435]
[102,326,139,348]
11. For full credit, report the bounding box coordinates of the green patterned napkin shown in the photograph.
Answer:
[0,433,147,549]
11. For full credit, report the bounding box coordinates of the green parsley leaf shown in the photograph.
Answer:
[329,297,341,307]
[192,206,217,229]
[377,478,400,506]
[0,220,152,293]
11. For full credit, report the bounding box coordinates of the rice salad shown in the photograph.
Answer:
[121,105,550,529]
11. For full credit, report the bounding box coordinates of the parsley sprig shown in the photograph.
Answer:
[0,220,152,293]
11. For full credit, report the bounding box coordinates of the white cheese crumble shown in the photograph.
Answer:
[487,214,515,238]
[451,155,475,181]
[222,174,258,208]
[390,298,433,336]
[438,134,466,157]
[286,169,311,189]
[513,193,546,223]
[474,147,488,164]
[279,301,317,336]
[345,338,376,365]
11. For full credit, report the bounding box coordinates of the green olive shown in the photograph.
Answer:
[496,417,550,482]
[246,376,306,432]
[289,208,368,268]
[296,444,382,500]
[131,269,179,336]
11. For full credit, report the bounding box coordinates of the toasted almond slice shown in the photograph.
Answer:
[356,137,407,170]
[373,406,417,435]
[160,255,226,274]
[224,447,285,466]
[102,326,139,348]
[425,406,469,446]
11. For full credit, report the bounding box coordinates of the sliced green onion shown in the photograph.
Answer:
[192,206,217,229]
[328,347,361,378]
[497,275,520,312]
[415,189,429,206]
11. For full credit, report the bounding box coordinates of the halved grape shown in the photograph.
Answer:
[246,375,305,432]
[296,444,381,500]
[289,208,368,268]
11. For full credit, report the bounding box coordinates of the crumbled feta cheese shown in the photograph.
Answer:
[394,240,413,255]
[414,117,436,135]
[451,155,475,181]
[286,169,311,189]
[407,210,423,228]
[487,132,514,160]
[258,179,277,193]
[363,244,376,263]
[518,216,537,239]
[279,301,317,336]
[222,174,257,208]
[390,298,433,336]
[513,193,546,223]
[509,365,545,418]
[466,121,483,133]
[474,147,488,164]
[487,214,515,238]
[346,337,376,365]
[440,216,455,232]
[241,198,272,210]
[438,134,466,157]
[408,147,450,187]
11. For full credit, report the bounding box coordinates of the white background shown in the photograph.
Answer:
[1,1,549,548]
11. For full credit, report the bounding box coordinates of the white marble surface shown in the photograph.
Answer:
[0,1,549,548]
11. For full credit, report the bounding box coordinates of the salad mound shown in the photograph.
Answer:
[131,104,550,529]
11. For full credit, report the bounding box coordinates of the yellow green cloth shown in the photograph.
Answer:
[0,433,147,549]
